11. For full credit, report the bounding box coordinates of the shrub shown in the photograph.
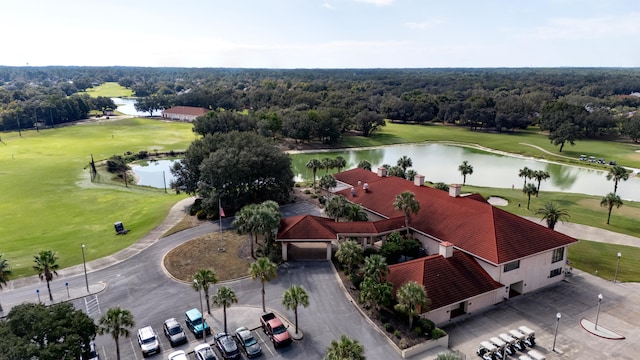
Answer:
[349,273,364,289]
[196,210,207,220]
[303,189,312,194]
[413,327,423,336]
[431,327,447,339]
[394,330,401,339]
[417,317,434,333]
[398,338,409,349]
[294,183,301,187]
[380,315,388,324]
[384,323,394,332]
[310,194,318,199]
[318,196,327,205]
[137,150,149,159]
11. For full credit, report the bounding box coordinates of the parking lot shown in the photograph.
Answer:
[442,270,640,360]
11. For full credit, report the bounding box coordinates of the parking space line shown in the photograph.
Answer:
[255,330,276,357]
[129,338,139,360]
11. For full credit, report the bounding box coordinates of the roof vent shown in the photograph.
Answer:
[449,184,461,198]
[363,183,369,193]
[414,174,425,187]
[377,167,387,177]
[439,241,454,258]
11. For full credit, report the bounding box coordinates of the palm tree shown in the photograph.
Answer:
[233,203,260,258]
[32,250,59,301]
[282,284,310,335]
[606,165,629,194]
[535,202,570,230]
[321,157,334,174]
[458,160,473,185]
[532,170,550,196]
[397,155,413,174]
[254,201,281,248]
[406,169,418,181]
[319,174,337,192]
[0,254,11,312]
[522,183,538,210]
[212,286,238,334]
[358,277,393,311]
[98,307,135,360]
[363,254,389,283]
[357,160,372,171]
[325,335,365,360]
[334,156,347,172]
[193,269,218,314]
[600,192,623,225]
[325,195,349,221]
[335,240,363,275]
[306,158,322,187]
[518,167,533,187]
[393,191,420,235]
[394,281,430,329]
[344,203,368,222]
[249,257,278,312]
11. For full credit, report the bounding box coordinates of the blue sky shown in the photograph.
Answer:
[3,0,640,68]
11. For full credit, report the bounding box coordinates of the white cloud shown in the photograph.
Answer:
[321,2,335,10]
[522,12,640,40]
[352,0,394,6]
[404,18,443,30]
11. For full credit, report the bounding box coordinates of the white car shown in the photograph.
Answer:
[168,350,188,360]
[194,343,218,360]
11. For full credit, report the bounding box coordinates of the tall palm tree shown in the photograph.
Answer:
[325,335,365,360]
[212,286,238,334]
[600,192,623,225]
[254,201,281,248]
[282,284,310,335]
[335,240,363,275]
[394,281,430,329]
[325,195,349,221]
[406,169,418,181]
[344,203,368,222]
[193,269,218,314]
[334,156,347,172]
[233,203,260,258]
[606,165,629,194]
[0,254,11,312]
[363,254,389,283]
[357,160,372,171]
[458,160,473,185]
[397,155,413,174]
[32,250,59,301]
[518,167,533,187]
[522,183,538,210]
[306,158,322,187]
[98,307,135,360]
[249,257,278,312]
[393,191,420,235]
[321,157,334,174]
[532,170,550,196]
[535,202,570,230]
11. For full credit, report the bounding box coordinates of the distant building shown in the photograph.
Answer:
[162,106,209,121]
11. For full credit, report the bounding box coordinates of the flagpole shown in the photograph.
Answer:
[218,198,225,252]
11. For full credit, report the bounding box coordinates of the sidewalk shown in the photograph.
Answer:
[524,216,640,247]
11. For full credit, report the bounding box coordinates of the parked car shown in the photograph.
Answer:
[214,332,240,359]
[185,308,211,338]
[163,318,187,347]
[168,350,188,360]
[609,160,617,166]
[235,326,262,358]
[137,326,161,357]
[80,340,99,360]
[194,343,218,360]
[259,312,292,348]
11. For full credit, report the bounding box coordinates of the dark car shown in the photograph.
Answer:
[214,333,240,359]
[163,318,187,347]
[234,327,262,358]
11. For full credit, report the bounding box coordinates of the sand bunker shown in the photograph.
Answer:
[488,196,508,206]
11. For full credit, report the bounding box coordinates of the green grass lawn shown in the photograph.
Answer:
[0,118,195,277]
[342,122,640,169]
[84,82,134,98]
[568,240,639,283]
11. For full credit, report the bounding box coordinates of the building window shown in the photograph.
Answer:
[552,248,564,263]
[504,260,520,272]
[550,268,562,278]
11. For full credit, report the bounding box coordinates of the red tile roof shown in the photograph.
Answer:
[277,215,405,241]
[334,168,577,264]
[163,106,209,116]
[388,251,503,311]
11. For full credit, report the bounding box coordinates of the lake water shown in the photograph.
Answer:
[290,143,640,201]
[131,160,177,189]
[111,98,163,117]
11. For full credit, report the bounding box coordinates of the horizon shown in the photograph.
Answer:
[3,0,640,68]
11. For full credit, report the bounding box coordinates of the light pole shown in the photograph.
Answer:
[613,252,622,283]
[194,280,206,343]
[65,282,70,298]
[595,293,603,330]
[81,244,89,293]
[553,312,561,352]
[36,289,41,303]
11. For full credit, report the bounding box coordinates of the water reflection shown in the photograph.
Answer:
[290,143,640,201]
[111,98,163,117]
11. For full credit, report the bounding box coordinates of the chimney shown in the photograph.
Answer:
[449,184,461,198]
[377,167,387,177]
[414,174,425,187]
[439,241,454,258]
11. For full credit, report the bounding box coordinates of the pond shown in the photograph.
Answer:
[111,97,163,117]
[290,143,640,201]
[131,160,177,189]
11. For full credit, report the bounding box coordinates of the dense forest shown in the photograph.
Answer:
[2,66,640,145]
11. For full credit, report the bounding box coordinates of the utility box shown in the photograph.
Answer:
[114,221,126,234]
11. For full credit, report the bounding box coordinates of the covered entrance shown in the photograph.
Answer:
[509,281,524,298]
[281,241,332,261]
